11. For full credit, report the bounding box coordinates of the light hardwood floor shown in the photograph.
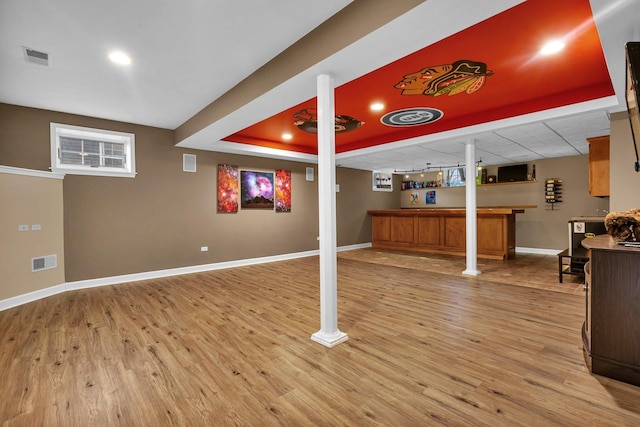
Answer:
[1,249,640,426]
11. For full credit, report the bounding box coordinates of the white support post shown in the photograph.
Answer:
[311,73,348,347]
[463,139,481,276]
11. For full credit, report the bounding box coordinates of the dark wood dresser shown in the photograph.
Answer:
[582,234,640,386]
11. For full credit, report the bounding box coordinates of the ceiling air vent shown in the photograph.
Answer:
[23,47,51,67]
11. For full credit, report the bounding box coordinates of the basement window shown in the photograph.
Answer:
[50,123,136,177]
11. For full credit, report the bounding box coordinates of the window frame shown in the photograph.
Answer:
[50,122,136,178]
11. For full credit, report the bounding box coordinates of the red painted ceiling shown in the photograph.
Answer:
[225,0,614,155]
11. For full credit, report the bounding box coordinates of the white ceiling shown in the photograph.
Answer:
[1,0,639,173]
[336,105,614,172]
[0,0,351,128]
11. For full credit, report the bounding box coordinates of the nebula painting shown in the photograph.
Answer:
[275,169,291,212]
[240,170,274,209]
[217,164,239,213]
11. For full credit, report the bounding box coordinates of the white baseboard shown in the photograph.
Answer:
[2,243,564,311]
[337,242,372,252]
[65,249,321,293]
[0,243,372,311]
[0,282,68,311]
[516,246,564,255]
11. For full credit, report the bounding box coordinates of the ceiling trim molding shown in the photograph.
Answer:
[174,0,425,144]
[195,140,319,164]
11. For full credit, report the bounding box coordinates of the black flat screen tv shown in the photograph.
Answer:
[625,41,640,172]
[498,163,528,182]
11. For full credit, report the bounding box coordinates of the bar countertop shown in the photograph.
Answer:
[582,234,640,252]
[367,206,535,216]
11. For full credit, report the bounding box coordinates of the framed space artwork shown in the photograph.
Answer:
[275,169,291,212]
[240,170,275,209]
[217,164,239,213]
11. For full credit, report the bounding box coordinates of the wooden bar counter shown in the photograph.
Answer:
[367,207,531,260]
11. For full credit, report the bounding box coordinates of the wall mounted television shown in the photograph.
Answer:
[497,163,528,182]
[625,41,640,172]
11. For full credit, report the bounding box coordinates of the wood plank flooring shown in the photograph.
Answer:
[338,248,586,294]
[1,250,640,426]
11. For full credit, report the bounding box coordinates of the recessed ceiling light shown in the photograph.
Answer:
[540,40,565,55]
[370,102,385,111]
[108,50,132,65]
[282,133,292,141]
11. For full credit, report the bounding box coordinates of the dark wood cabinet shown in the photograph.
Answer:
[582,235,640,386]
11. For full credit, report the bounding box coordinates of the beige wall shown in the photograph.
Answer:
[0,171,65,300]
[399,156,609,250]
[0,103,398,286]
[609,111,640,211]
[337,168,401,246]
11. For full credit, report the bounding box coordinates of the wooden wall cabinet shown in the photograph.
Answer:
[582,235,640,386]
[587,135,610,197]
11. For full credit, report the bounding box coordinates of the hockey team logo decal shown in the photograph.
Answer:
[380,107,443,127]
[293,108,363,134]
[394,59,493,97]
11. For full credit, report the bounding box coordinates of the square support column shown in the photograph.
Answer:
[463,139,481,276]
[311,73,348,347]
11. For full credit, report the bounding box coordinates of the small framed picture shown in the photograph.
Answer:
[373,171,393,192]
[409,192,420,205]
[426,190,436,204]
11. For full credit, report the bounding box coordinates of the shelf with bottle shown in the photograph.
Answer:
[545,178,562,209]
[401,179,536,190]
[401,180,442,190]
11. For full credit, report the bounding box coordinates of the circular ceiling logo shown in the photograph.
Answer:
[380,107,443,127]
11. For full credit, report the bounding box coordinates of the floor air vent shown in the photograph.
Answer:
[23,47,51,67]
[32,254,57,272]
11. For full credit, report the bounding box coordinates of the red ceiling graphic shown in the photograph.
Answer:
[224,0,614,155]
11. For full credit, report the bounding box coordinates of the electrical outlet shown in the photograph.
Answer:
[32,224,41,231]
[200,246,208,252]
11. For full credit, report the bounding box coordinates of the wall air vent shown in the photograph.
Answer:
[32,254,57,272]
[23,47,51,67]
[183,154,196,172]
